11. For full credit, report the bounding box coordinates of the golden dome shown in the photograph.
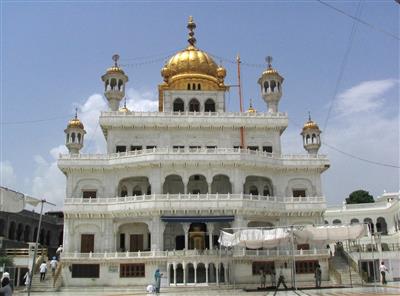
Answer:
[247,99,256,113]
[261,56,283,80]
[67,117,84,129]
[160,16,226,90]
[105,54,125,75]
[302,114,320,131]
[119,100,130,112]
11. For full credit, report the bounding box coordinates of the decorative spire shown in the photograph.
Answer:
[308,111,311,121]
[266,56,273,69]
[112,54,120,67]
[74,107,78,119]
[123,97,127,109]
[187,16,197,47]
[249,98,253,108]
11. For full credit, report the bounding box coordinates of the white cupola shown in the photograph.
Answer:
[64,109,86,154]
[301,113,322,155]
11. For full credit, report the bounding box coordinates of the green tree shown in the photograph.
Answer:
[345,190,374,204]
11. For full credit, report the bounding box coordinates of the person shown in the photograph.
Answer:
[314,264,322,288]
[39,261,47,281]
[270,269,276,288]
[154,269,163,295]
[259,269,266,289]
[0,277,13,296]
[50,257,58,276]
[23,271,30,290]
[379,261,388,285]
[0,272,10,282]
[56,245,63,260]
[273,267,287,295]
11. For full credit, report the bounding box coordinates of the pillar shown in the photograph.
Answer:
[182,223,190,250]
[150,217,165,251]
[173,263,177,285]
[183,263,187,285]
[207,223,214,250]
[224,263,228,284]
[194,262,197,284]
[208,182,212,194]
[216,265,219,285]
[205,263,209,285]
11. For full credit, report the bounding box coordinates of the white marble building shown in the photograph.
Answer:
[325,191,400,282]
[58,17,331,287]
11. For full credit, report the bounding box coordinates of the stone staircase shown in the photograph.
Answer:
[29,272,56,292]
[330,254,363,286]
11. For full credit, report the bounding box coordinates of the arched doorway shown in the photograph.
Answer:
[376,217,388,234]
[187,174,207,194]
[176,264,184,284]
[8,221,16,240]
[173,98,184,112]
[163,175,184,194]
[211,175,232,194]
[189,99,200,112]
[169,264,174,284]
[187,263,195,283]
[189,223,207,250]
[204,99,216,112]
[163,223,184,250]
[244,176,273,196]
[219,263,225,283]
[208,263,216,283]
[24,225,31,242]
[197,263,206,283]
[364,218,374,233]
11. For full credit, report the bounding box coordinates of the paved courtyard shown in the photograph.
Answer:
[13,284,400,296]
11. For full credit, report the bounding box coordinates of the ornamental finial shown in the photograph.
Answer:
[266,56,273,68]
[187,16,197,46]
[112,54,120,67]
[74,107,78,119]
[308,111,311,121]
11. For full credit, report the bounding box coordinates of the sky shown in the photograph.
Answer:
[0,1,399,210]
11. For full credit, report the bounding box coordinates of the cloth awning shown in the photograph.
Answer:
[0,187,41,213]
[161,216,234,223]
[218,228,290,248]
[294,224,367,244]
[218,224,368,248]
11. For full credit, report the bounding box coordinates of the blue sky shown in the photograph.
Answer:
[1,1,399,208]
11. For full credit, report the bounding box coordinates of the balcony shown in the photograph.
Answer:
[58,147,329,171]
[99,111,289,134]
[60,248,330,262]
[63,194,326,216]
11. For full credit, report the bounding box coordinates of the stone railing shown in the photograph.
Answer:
[61,248,329,261]
[59,147,328,161]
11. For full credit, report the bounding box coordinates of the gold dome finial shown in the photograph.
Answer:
[112,54,120,67]
[302,112,320,131]
[67,108,84,129]
[266,56,273,69]
[187,16,197,47]
[247,99,256,113]
[106,53,125,74]
[119,98,130,112]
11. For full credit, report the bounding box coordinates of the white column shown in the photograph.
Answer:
[224,263,228,284]
[194,262,198,284]
[207,223,214,250]
[150,217,165,251]
[208,182,212,194]
[173,263,177,285]
[216,265,219,285]
[205,263,209,285]
[182,223,190,250]
[183,263,187,285]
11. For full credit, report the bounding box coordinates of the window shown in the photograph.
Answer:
[192,189,201,194]
[72,264,99,278]
[189,99,200,112]
[249,186,259,195]
[173,98,184,112]
[131,145,142,151]
[295,260,318,274]
[194,175,200,181]
[173,145,185,151]
[297,244,310,250]
[120,263,145,278]
[262,146,273,153]
[252,261,275,275]
[120,233,125,251]
[80,234,94,253]
[146,145,157,150]
[82,190,97,199]
[233,146,240,150]
[189,146,201,151]
[206,146,217,150]
[293,190,306,197]
[247,146,259,151]
[204,99,215,112]
[116,145,126,153]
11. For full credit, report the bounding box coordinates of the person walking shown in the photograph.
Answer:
[379,262,388,285]
[23,271,30,290]
[39,261,47,281]
[0,277,13,296]
[50,257,58,276]
[270,269,276,288]
[154,269,163,295]
[259,269,266,289]
[314,264,322,288]
[273,267,288,295]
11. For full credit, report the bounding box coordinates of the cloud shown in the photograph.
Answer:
[334,79,397,116]
[27,89,158,209]
[0,160,17,189]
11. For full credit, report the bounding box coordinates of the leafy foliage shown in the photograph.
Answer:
[346,190,374,204]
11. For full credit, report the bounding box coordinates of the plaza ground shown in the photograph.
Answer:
[13,284,400,296]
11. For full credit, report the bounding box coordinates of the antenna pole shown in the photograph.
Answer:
[237,54,245,149]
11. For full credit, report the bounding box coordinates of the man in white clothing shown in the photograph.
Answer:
[39,261,47,281]
[379,262,388,284]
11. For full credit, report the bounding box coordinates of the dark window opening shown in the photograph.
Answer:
[81,234,94,253]
[247,146,259,151]
[197,84,201,90]
[120,264,145,278]
[83,191,97,199]
[72,264,99,278]
[194,175,200,181]
[233,146,240,150]
[173,98,184,112]
[187,83,191,90]
[297,244,310,250]
[262,146,273,153]
[204,99,216,112]
[249,186,259,195]
[189,99,200,112]
[192,189,201,194]
[206,146,217,149]
[130,146,142,151]
[296,260,318,274]
[132,189,143,196]
[252,261,275,275]
[116,146,127,153]
[120,233,125,251]
[146,145,157,150]
[293,190,306,197]
[173,145,185,151]
[263,189,270,196]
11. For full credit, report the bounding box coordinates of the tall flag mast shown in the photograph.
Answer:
[237,54,246,148]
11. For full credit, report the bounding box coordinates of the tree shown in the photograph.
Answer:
[346,190,374,204]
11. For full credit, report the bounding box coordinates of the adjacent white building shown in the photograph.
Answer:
[58,17,331,287]
[325,191,400,282]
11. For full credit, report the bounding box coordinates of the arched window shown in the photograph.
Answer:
[66,133,69,143]
[77,133,82,143]
[192,83,196,90]
[173,98,184,112]
[147,185,151,195]
[249,185,258,196]
[270,80,276,92]
[118,79,123,91]
[71,133,76,143]
[332,219,342,225]
[306,134,311,144]
[263,81,269,93]
[204,99,216,112]
[350,218,360,224]
[132,186,142,196]
[197,83,201,90]
[376,217,388,235]
[263,185,271,196]
[312,134,316,144]
[189,99,200,112]
[187,83,191,90]
[120,186,128,197]
[110,78,117,90]
[8,222,16,240]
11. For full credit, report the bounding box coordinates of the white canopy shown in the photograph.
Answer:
[218,224,368,248]
[294,224,367,244]
[0,187,41,213]
[218,228,290,249]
